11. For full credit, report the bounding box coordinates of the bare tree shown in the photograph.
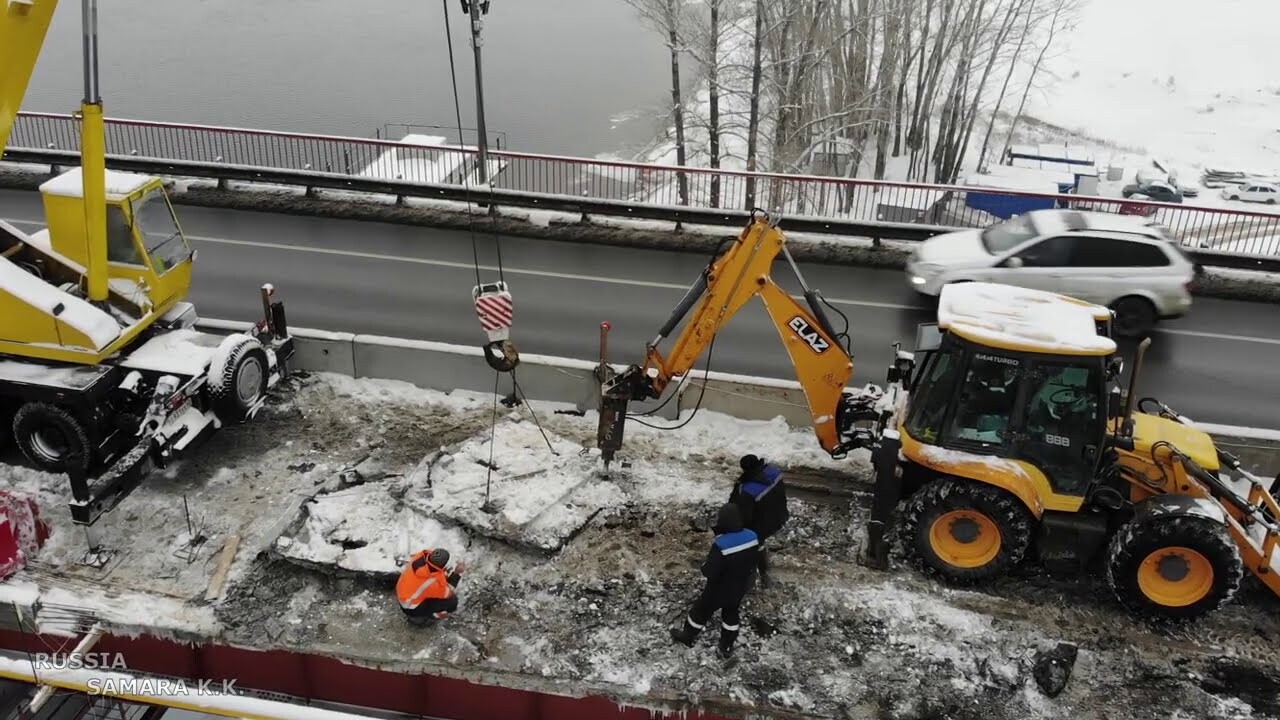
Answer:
[1000,0,1076,162]
[977,0,1035,169]
[626,0,691,205]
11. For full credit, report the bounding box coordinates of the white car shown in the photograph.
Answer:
[1222,182,1280,204]
[905,209,1197,337]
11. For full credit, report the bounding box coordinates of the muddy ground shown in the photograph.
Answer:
[6,373,1280,719]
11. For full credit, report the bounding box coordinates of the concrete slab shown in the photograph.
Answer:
[403,418,625,552]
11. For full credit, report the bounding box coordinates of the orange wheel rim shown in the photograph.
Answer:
[1137,546,1214,607]
[929,509,1001,569]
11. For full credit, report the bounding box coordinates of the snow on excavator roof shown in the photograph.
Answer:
[39,167,153,199]
[937,282,1116,356]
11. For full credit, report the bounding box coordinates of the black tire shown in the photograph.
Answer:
[1111,296,1157,338]
[1269,198,1277,205]
[900,478,1034,585]
[208,337,270,422]
[12,403,92,474]
[1106,515,1241,622]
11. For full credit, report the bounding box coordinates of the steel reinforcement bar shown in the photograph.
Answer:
[5,111,1280,272]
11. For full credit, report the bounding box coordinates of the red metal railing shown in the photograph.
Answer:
[9,111,1280,257]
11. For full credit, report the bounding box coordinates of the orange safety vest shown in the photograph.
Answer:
[396,549,454,610]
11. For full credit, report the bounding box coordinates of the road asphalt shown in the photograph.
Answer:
[2,190,1278,428]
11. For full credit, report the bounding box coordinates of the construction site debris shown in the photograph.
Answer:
[6,373,1280,719]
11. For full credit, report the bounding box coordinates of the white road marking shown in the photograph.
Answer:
[9,215,1280,340]
[1158,328,1280,346]
[0,216,917,310]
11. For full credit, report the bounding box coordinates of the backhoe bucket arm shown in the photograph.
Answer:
[756,281,852,453]
[598,216,855,464]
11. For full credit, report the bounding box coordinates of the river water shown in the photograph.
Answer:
[20,0,672,157]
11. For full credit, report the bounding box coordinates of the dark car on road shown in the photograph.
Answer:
[1122,180,1183,204]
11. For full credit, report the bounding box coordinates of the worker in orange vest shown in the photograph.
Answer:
[396,548,466,626]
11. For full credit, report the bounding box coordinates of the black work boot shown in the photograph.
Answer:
[717,626,739,659]
[757,550,772,589]
[671,619,701,647]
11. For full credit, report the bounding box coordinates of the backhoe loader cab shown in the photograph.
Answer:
[872,282,1280,621]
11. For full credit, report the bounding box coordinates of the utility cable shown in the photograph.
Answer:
[483,370,500,509]
[440,0,505,284]
[510,370,558,455]
[627,334,717,431]
[439,0,483,288]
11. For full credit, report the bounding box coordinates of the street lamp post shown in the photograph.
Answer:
[461,1,491,185]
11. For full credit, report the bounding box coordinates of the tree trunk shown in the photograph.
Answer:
[949,0,1021,180]
[1001,0,1064,162]
[708,0,721,207]
[666,0,689,206]
[978,0,1034,169]
[744,0,765,210]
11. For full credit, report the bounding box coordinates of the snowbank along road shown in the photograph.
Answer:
[1,189,1278,429]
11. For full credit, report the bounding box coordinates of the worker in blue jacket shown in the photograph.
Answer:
[671,502,759,659]
[729,454,790,588]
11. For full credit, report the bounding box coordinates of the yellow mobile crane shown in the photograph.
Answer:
[600,212,1280,621]
[1,0,293,532]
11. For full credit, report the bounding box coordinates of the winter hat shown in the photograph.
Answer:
[740,454,765,473]
[428,548,450,569]
[714,503,744,533]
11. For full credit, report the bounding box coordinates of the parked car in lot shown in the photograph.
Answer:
[905,209,1198,337]
[1222,182,1280,204]
[1122,179,1183,203]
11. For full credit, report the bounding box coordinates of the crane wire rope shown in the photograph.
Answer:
[440,0,516,509]
[439,0,505,284]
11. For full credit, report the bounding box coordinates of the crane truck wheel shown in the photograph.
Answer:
[208,336,270,423]
[1106,515,1242,622]
[901,478,1033,585]
[12,403,92,474]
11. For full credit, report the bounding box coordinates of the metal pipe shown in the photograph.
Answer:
[80,0,108,302]
[81,0,100,104]
[1121,337,1152,433]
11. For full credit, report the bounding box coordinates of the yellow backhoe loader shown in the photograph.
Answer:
[599,212,1280,621]
[1,0,293,530]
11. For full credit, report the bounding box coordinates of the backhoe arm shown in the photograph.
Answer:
[599,215,865,463]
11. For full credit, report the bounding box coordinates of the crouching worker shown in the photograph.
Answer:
[671,503,759,659]
[730,454,789,588]
[396,548,466,626]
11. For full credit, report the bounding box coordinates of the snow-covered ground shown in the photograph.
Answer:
[3,372,1280,718]
[1033,0,1280,177]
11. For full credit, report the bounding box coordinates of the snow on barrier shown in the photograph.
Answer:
[193,320,1279,472]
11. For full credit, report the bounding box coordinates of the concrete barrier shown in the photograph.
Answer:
[192,319,1279,475]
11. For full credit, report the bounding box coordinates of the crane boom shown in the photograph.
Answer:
[598,214,890,467]
[0,0,59,156]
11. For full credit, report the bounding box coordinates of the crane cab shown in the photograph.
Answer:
[0,168,195,365]
[39,167,193,314]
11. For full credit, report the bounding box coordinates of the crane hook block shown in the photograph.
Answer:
[474,282,514,343]
[475,282,519,371]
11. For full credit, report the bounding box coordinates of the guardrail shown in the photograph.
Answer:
[6,111,1280,269]
[197,321,1280,474]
